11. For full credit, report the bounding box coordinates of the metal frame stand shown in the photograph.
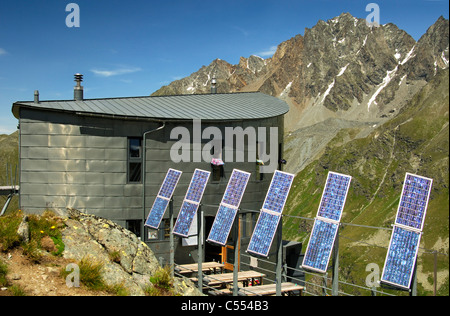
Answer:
[197,205,204,293]
[233,212,241,296]
[169,199,174,278]
[276,220,283,296]
[331,226,340,296]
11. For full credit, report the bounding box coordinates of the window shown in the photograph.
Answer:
[256,142,264,181]
[126,220,142,239]
[210,139,225,182]
[145,219,170,241]
[128,137,143,183]
[212,164,224,182]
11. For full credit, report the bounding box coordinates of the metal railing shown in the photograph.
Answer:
[170,206,448,297]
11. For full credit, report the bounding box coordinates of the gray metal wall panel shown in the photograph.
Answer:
[85,148,105,160]
[85,173,105,185]
[21,135,48,147]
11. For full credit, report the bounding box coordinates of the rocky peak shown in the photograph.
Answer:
[151,14,448,132]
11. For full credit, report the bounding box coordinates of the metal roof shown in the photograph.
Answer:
[12,92,289,121]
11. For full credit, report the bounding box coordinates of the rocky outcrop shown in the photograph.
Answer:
[62,209,202,296]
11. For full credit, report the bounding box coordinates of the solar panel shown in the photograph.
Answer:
[206,169,251,246]
[207,205,238,246]
[394,173,433,231]
[247,170,295,257]
[262,171,295,214]
[317,172,352,222]
[221,169,251,208]
[247,211,282,257]
[144,169,182,230]
[185,169,211,203]
[145,197,170,229]
[172,169,211,237]
[173,201,200,237]
[302,218,339,273]
[381,226,422,290]
[158,169,183,199]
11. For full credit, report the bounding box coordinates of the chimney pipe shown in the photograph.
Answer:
[211,77,217,94]
[74,73,84,101]
[34,90,39,104]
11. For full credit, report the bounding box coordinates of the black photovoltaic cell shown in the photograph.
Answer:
[302,219,339,273]
[247,211,281,257]
[317,172,352,222]
[395,173,433,231]
[145,169,182,230]
[381,226,421,289]
[172,169,211,238]
[207,205,238,246]
[206,169,250,246]
[262,171,295,214]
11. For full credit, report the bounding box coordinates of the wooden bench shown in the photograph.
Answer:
[175,262,224,275]
[192,270,265,287]
[238,282,304,296]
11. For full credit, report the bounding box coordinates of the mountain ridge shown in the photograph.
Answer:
[152,13,448,175]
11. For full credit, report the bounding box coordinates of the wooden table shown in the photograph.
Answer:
[175,262,224,275]
[238,282,304,296]
[202,270,266,287]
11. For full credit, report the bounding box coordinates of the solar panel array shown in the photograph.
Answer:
[207,169,251,246]
[247,171,295,257]
[145,169,182,230]
[173,169,211,237]
[302,171,352,273]
[381,173,433,290]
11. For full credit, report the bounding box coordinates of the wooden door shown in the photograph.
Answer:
[221,218,241,271]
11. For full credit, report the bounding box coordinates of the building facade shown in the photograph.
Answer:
[12,80,289,264]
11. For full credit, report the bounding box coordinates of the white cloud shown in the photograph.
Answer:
[91,66,142,77]
[0,48,8,56]
[256,46,278,57]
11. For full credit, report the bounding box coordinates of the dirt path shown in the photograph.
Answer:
[0,249,108,296]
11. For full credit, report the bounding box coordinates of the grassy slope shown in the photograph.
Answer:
[284,69,449,295]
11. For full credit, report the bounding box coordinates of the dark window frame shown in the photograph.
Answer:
[127,137,143,184]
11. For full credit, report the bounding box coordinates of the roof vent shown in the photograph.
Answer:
[74,73,84,101]
[211,77,217,94]
[34,90,39,104]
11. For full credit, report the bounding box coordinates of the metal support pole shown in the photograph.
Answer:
[276,219,283,296]
[332,226,339,296]
[233,213,240,296]
[410,262,417,296]
[434,251,438,296]
[197,206,203,293]
[169,199,174,279]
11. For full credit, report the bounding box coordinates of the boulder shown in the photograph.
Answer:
[62,209,202,296]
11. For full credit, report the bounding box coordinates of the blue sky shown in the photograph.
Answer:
[0,0,448,134]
